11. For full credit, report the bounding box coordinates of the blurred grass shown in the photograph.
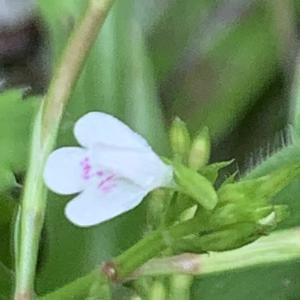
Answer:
[159,3,279,139]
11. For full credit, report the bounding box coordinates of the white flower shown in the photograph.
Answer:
[43,112,173,227]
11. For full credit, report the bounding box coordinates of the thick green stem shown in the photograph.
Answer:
[200,227,300,274]
[42,0,115,142]
[148,280,167,300]
[14,109,49,300]
[14,1,115,299]
[115,218,202,278]
[40,218,202,300]
[133,227,300,277]
[169,275,193,300]
[39,227,300,300]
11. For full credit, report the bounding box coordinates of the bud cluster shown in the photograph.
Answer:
[163,118,297,253]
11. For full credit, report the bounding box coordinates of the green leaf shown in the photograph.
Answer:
[0,262,13,299]
[0,90,39,188]
[244,143,300,179]
[0,192,16,263]
[173,163,218,210]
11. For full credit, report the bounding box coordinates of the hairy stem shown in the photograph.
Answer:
[14,1,115,299]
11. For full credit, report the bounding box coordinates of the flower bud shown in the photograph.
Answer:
[188,127,210,170]
[243,161,300,200]
[174,223,262,253]
[207,202,288,232]
[169,117,191,163]
[173,162,218,210]
[214,161,300,225]
[257,205,289,228]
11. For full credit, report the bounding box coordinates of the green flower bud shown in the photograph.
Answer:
[174,223,261,253]
[245,162,300,201]
[188,127,210,170]
[173,162,218,210]
[169,117,191,163]
[218,177,268,207]
[257,205,289,229]
[203,202,288,237]
[207,202,288,232]
[218,162,300,208]
[209,203,253,229]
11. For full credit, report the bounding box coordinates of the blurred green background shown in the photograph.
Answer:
[1,0,300,299]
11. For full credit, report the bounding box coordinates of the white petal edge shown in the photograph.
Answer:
[74,112,149,150]
[43,147,88,195]
[91,144,173,190]
[65,179,149,227]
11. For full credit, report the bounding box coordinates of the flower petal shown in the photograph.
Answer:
[65,179,148,227]
[91,144,173,190]
[74,112,149,149]
[43,147,88,195]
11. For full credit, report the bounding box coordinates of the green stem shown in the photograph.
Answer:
[133,227,300,277]
[39,218,202,300]
[148,280,167,300]
[14,1,115,299]
[42,0,115,142]
[39,226,300,299]
[168,188,198,299]
[168,275,193,300]
[115,218,201,278]
[200,227,300,274]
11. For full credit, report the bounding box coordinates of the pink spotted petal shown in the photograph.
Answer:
[91,144,173,190]
[65,179,149,227]
[43,147,89,195]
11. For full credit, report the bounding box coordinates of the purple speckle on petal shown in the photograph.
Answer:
[98,174,116,193]
[80,157,116,192]
[96,171,104,177]
[80,157,92,180]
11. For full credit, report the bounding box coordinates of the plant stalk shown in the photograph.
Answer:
[14,1,115,299]
[39,227,300,299]
[39,217,202,300]
[134,227,300,277]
